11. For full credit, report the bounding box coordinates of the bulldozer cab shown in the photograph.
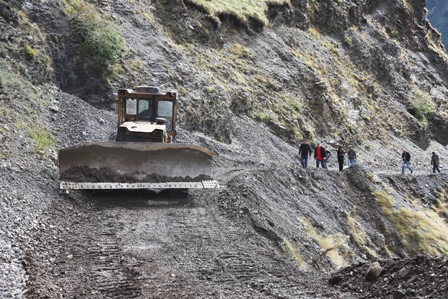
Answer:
[117,86,177,142]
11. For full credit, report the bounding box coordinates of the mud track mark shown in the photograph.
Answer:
[23,196,141,298]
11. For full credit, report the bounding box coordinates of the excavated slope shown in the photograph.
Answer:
[1,0,448,298]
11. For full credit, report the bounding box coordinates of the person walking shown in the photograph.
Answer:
[298,140,312,168]
[347,146,357,167]
[314,142,326,169]
[323,146,331,169]
[401,149,413,174]
[431,151,441,174]
[337,145,346,171]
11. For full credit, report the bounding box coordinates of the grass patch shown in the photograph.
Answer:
[26,126,54,155]
[403,0,414,13]
[129,60,143,71]
[186,0,289,26]
[282,94,302,112]
[1,61,54,158]
[433,184,448,219]
[309,27,320,39]
[372,188,448,256]
[0,61,25,90]
[346,214,367,247]
[23,44,38,59]
[322,40,339,55]
[372,189,393,209]
[228,43,251,59]
[281,238,310,271]
[304,219,350,268]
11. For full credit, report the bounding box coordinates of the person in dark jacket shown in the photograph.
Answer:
[431,151,441,174]
[337,146,346,171]
[347,145,357,167]
[314,142,326,169]
[401,149,413,174]
[298,140,312,168]
[323,146,331,169]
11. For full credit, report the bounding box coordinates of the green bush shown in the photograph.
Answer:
[23,44,38,59]
[409,90,435,123]
[63,0,123,67]
[73,17,124,67]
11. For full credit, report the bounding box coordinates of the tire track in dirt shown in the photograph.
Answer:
[23,195,141,298]
[24,189,347,298]
[60,213,141,298]
[97,190,346,298]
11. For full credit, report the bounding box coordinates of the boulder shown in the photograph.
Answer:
[365,262,382,282]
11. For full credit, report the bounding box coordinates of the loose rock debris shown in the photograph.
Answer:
[329,254,448,298]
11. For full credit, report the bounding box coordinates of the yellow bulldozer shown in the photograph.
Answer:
[58,86,219,190]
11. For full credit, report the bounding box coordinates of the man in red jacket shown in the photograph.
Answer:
[314,142,326,169]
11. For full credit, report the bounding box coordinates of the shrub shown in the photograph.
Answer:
[73,18,124,67]
[23,44,38,59]
[63,0,124,67]
[409,90,435,123]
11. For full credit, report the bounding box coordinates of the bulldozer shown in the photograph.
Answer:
[59,86,219,190]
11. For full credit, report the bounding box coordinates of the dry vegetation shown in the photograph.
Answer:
[186,0,290,26]
[281,238,310,271]
[373,188,448,257]
[303,219,352,269]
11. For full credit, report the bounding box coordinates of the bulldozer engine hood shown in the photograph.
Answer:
[119,121,166,133]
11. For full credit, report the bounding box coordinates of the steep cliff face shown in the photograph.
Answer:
[2,0,447,148]
[152,0,448,148]
[427,0,448,51]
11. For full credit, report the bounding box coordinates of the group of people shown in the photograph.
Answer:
[298,140,357,172]
[298,140,443,174]
[399,149,442,174]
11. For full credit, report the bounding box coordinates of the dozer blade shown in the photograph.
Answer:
[59,142,219,189]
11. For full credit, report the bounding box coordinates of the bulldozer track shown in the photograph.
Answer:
[59,211,141,299]
[24,196,142,299]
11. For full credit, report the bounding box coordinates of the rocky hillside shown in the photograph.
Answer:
[2,0,448,298]
[427,0,448,50]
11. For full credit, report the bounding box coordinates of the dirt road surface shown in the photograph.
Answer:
[23,188,349,299]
